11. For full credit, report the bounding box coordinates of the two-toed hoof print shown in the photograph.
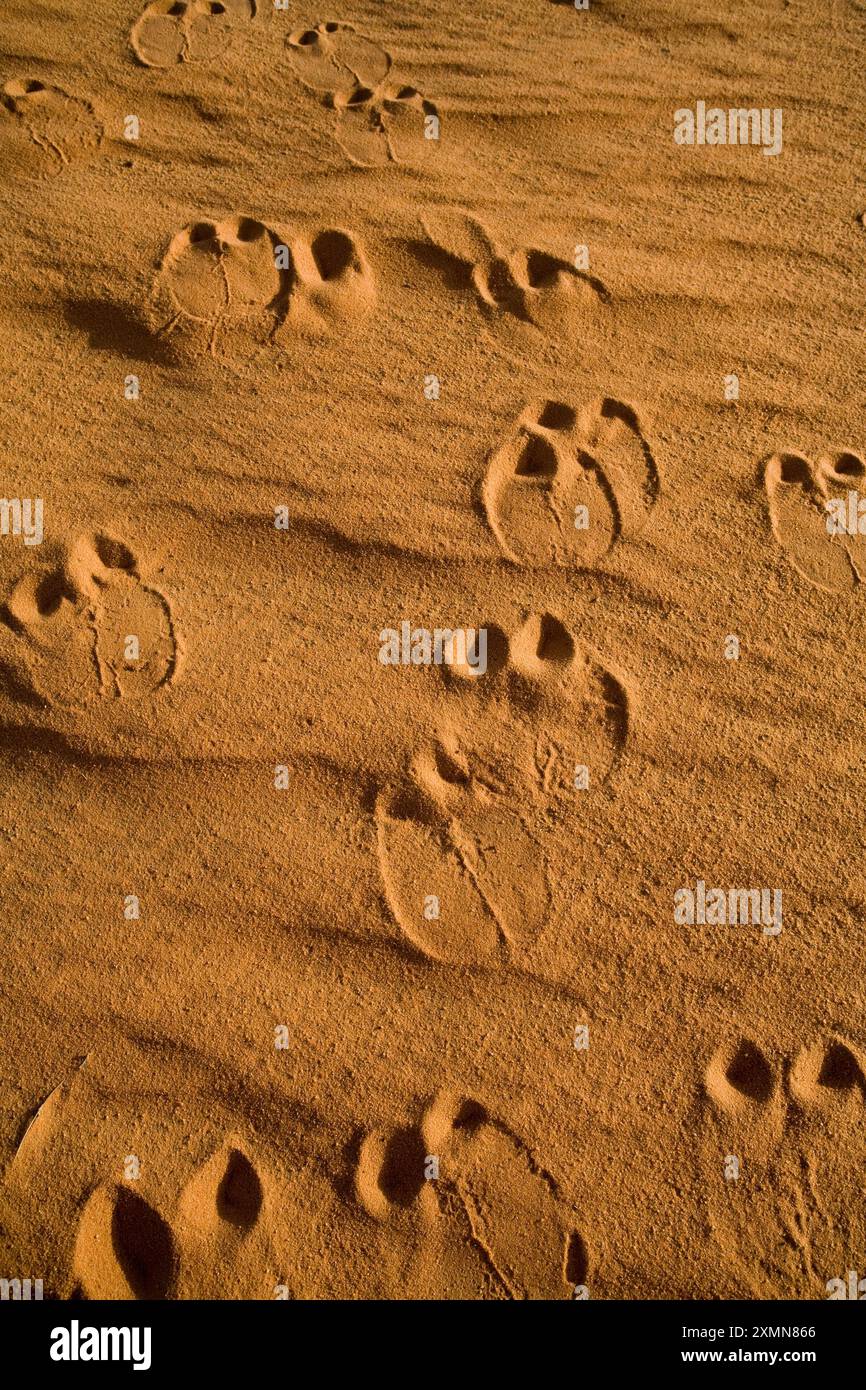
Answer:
[435,609,630,778]
[707,1035,866,1119]
[473,246,609,334]
[484,397,659,569]
[72,1145,264,1299]
[705,1033,866,1173]
[287,21,438,167]
[375,614,629,965]
[0,78,102,177]
[705,1036,866,1293]
[357,1090,589,1299]
[375,763,551,966]
[153,217,373,355]
[0,533,178,708]
[413,212,609,339]
[130,0,255,69]
[765,448,866,592]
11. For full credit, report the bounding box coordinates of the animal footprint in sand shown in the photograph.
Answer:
[0,533,177,709]
[376,745,550,966]
[375,613,628,964]
[484,397,659,568]
[357,1092,588,1299]
[153,218,373,356]
[73,1145,265,1299]
[0,79,102,178]
[415,211,610,345]
[131,0,255,69]
[765,449,866,593]
[703,1036,866,1295]
[288,21,438,167]
[73,1186,179,1299]
[179,1144,264,1236]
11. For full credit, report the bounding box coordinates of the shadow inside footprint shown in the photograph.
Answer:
[378,1128,428,1207]
[74,1186,177,1299]
[216,1149,263,1230]
[0,78,102,176]
[0,532,177,708]
[484,397,657,569]
[707,1038,775,1109]
[180,1143,264,1238]
[564,1230,589,1287]
[131,0,255,69]
[288,22,435,167]
[791,1038,866,1105]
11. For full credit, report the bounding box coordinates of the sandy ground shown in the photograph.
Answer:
[0,0,865,1300]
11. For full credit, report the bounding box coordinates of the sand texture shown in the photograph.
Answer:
[1,0,865,1300]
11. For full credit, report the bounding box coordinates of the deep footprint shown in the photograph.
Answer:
[153,219,373,355]
[179,1144,264,1236]
[73,1185,178,1299]
[413,212,609,345]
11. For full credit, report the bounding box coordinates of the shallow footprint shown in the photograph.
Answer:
[356,1120,490,1297]
[73,1185,178,1299]
[287,21,391,98]
[333,82,438,167]
[445,612,629,801]
[765,450,866,593]
[785,1037,866,1289]
[376,732,550,966]
[131,0,255,68]
[154,216,291,355]
[379,85,439,165]
[484,397,658,569]
[375,778,506,967]
[376,614,625,963]
[426,1092,585,1299]
[331,86,390,166]
[0,78,102,177]
[701,1038,793,1295]
[187,0,257,63]
[289,23,435,168]
[95,576,177,699]
[0,532,177,708]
